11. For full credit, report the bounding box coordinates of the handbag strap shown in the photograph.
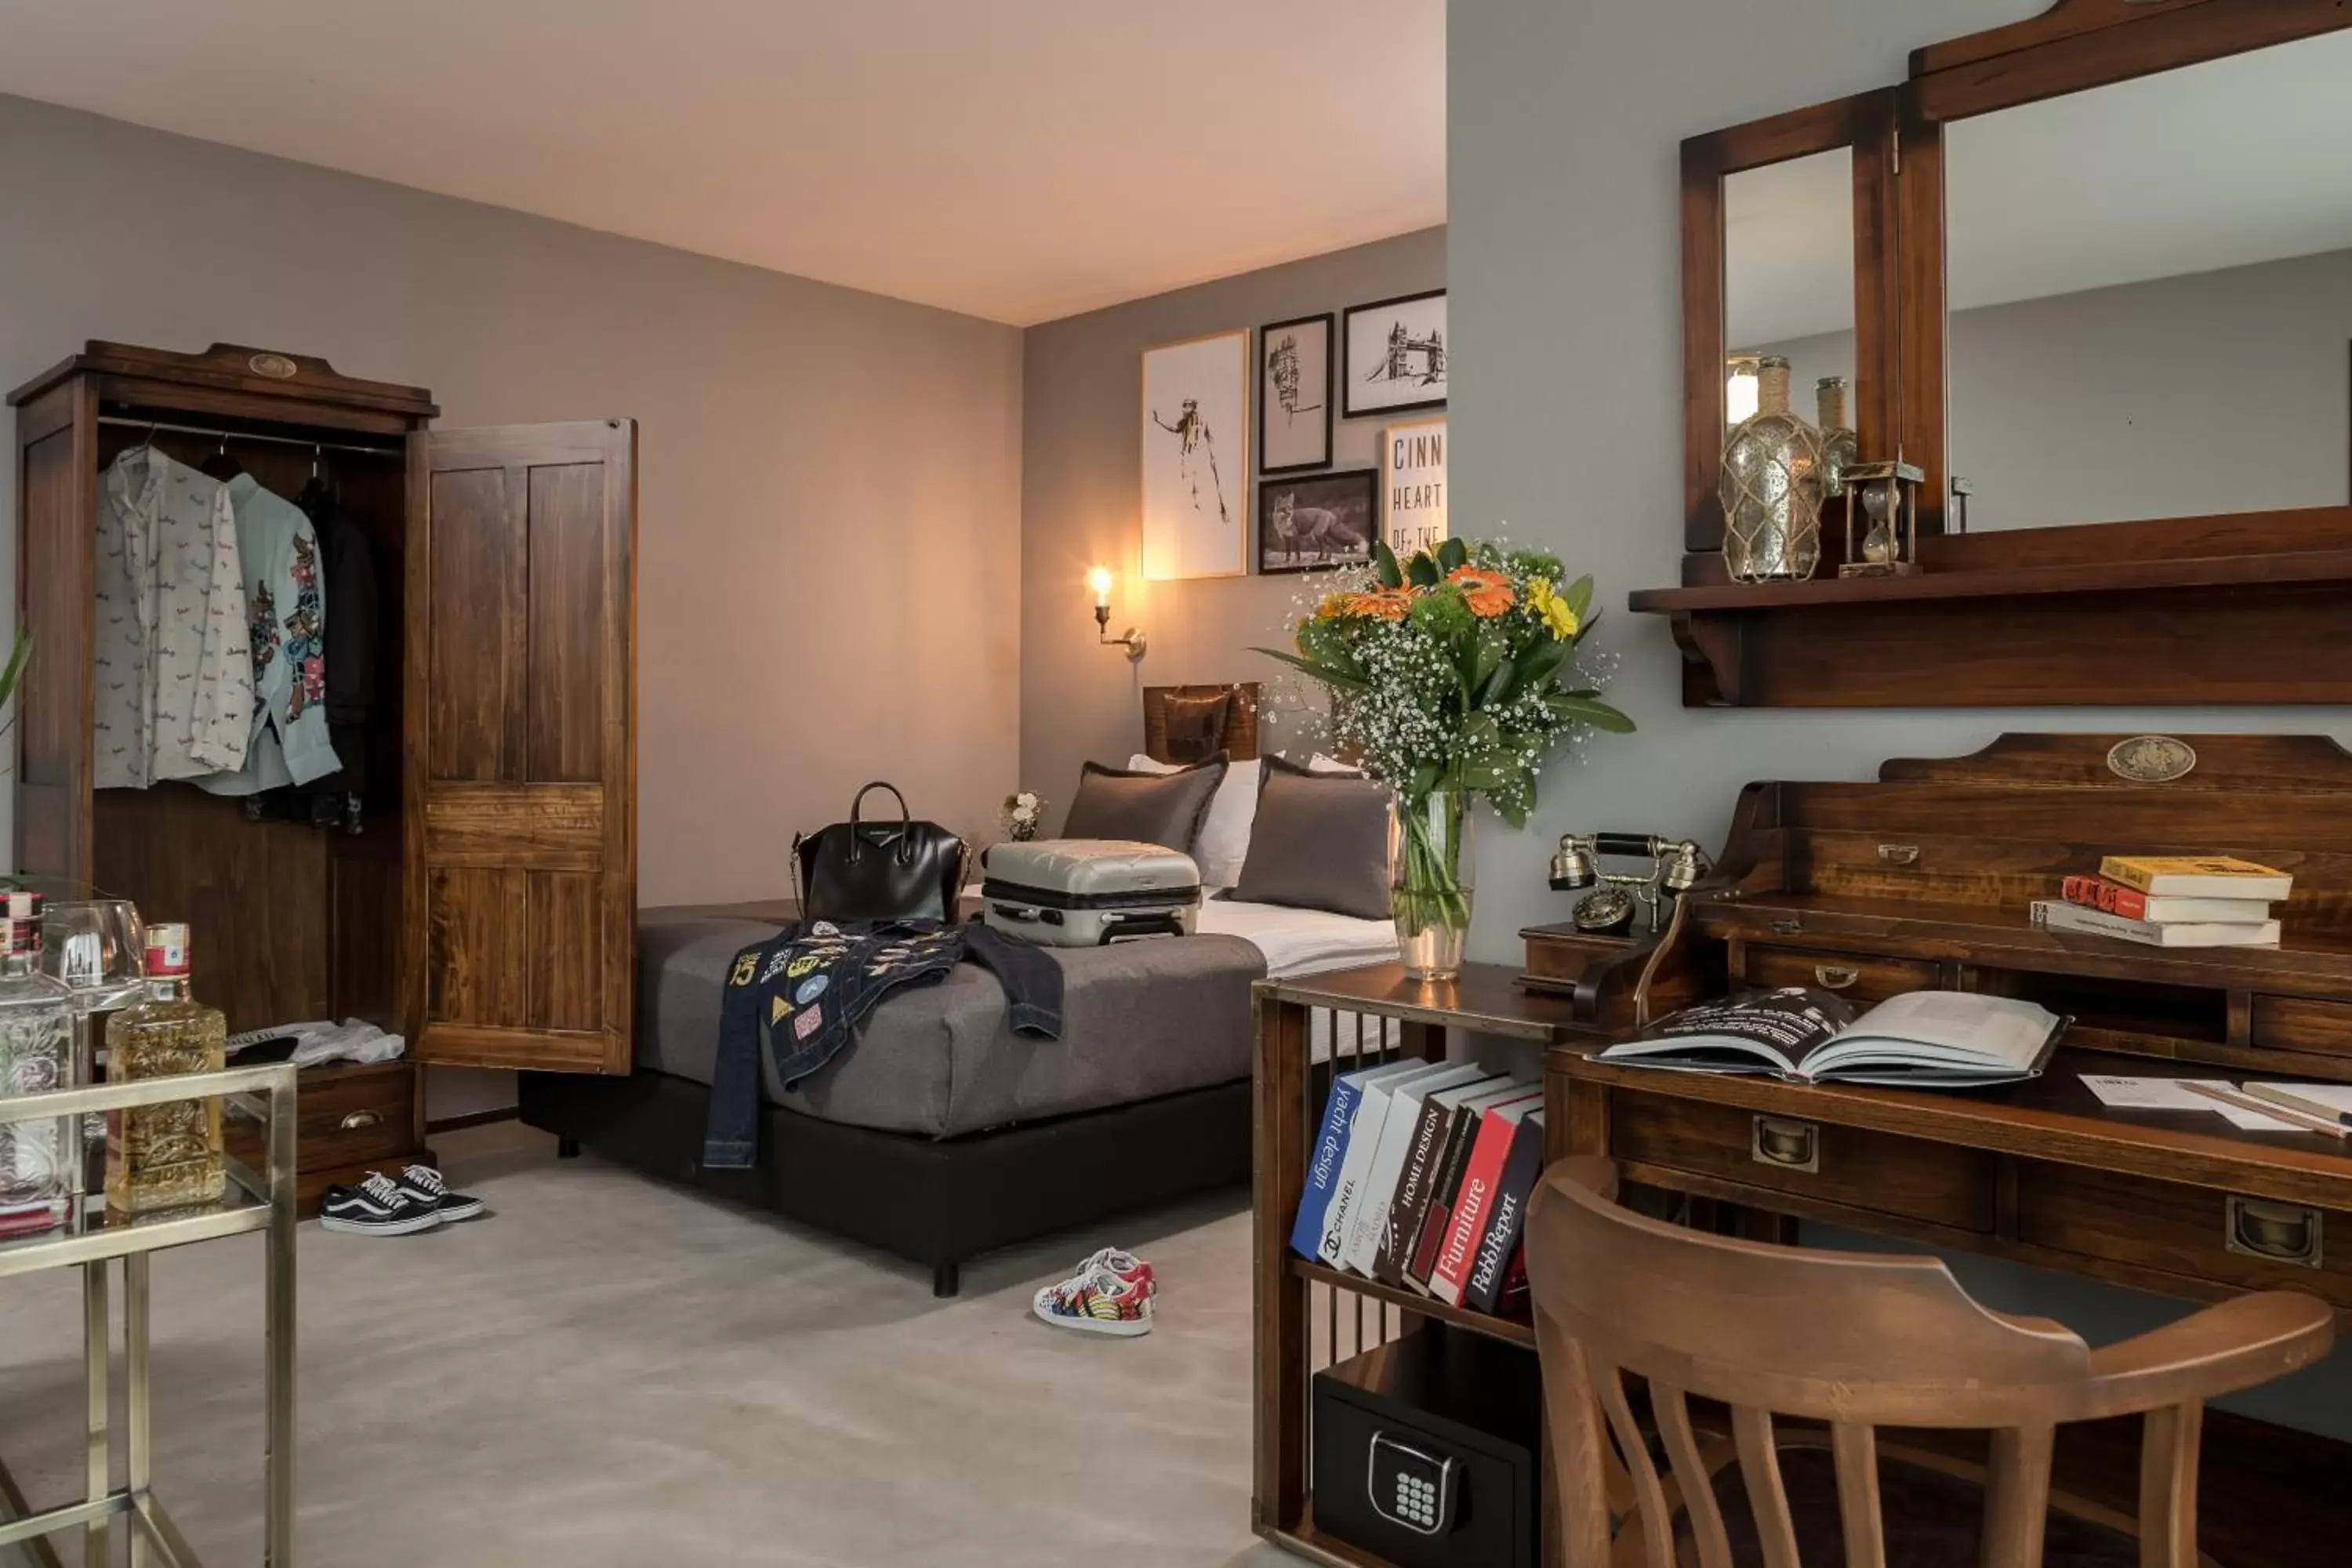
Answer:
[849,782,913,861]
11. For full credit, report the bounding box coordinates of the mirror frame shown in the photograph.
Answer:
[1900,0,2352,543]
[1681,90,1899,568]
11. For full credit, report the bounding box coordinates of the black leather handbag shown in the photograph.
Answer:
[792,782,970,922]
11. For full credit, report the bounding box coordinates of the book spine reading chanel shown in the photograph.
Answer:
[1464,1109,1547,1316]
[1317,1071,1414,1266]
[1289,1074,1364,1261]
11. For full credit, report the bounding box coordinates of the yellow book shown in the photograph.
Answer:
[2097,855,2292,899]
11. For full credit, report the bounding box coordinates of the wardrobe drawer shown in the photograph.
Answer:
[2015,1162,2352,1308]
[1608,1090,1995,1233]
[227,1062,416,1175]
[2250,996,2352,1064]
[1741,946,1936,1004]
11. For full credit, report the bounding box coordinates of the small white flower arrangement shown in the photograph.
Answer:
[1001,791,1046,842]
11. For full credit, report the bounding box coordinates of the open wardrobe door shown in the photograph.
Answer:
[405,419,637,1074]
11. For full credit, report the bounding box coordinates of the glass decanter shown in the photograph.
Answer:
[0,891,76,1235]
[105,923,227,1214]
[1816,375,1860,503]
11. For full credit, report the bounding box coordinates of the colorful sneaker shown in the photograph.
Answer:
[1076,1247,1156,1298]
[392,1163,484,1222]
[1033,1265,1153,1338]
[320,1171,442,1236]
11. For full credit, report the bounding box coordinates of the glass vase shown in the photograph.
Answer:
[1392,789,1475,982]
[1719,354,1826,582]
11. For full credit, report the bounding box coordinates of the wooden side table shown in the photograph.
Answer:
[0,1063,299,1568]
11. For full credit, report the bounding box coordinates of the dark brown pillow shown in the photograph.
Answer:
[1160,691,1232,763]
[1227,754,1392,920]
[1062,753,1229,857]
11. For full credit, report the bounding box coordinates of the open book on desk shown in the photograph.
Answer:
[1599,989,2067,1088]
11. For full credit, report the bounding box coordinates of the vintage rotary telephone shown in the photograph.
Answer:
[1548,833,1712,935]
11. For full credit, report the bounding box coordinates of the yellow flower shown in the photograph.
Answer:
[1526,575,1579,641]
[1312,590,1356,622]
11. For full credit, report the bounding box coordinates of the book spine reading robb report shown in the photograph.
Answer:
[1289,1073,1366,1261]
[1464,1109,1548,1316]
[1433,1098,1540,1306]
[1405,1089,1512,1294]
[1374,1076,1501,1286]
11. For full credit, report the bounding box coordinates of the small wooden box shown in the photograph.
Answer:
[224,1059,426,1218]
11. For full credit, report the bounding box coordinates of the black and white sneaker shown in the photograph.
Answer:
[393,1163,484,1222]
[319,1171,443,1236]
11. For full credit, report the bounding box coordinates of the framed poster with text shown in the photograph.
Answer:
[1381,416,1447,557]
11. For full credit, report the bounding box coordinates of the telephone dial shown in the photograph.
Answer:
[1548,833,1711,935]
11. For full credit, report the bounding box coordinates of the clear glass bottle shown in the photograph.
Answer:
[0,891,76,1235]
[1816,376,1860,502]
[105,923,227,1214]
[1719,355,1826,582]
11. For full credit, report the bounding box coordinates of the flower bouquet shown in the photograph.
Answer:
[1256,538,1632,979]
[1001,791,1045,843]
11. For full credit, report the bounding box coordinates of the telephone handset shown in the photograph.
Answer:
[1548,833,1711,935]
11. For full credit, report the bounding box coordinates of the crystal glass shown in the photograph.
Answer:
[41,898,146,1152]
[1720,356,1826,582]
[1391,789,1475,983]
[0,899,76,1234]
[105,924,227,1215]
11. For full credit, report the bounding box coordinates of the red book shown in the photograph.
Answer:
[1431,1096,1539,1306]
[2060,873,2273,924]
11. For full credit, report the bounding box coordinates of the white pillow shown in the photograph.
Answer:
[1307,753,1367,776]
[1126,753,1259,887]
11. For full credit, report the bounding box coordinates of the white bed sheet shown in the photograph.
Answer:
[1195,896,1399,980]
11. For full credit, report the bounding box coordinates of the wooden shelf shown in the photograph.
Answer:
[1626,509,2352,708]
[1290,1258,1537,1349]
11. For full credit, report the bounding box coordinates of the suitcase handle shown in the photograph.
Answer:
[1098,913,1187,944]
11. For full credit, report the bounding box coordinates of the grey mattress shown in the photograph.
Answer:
[633,902,1267,1140]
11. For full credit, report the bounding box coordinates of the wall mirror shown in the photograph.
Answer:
[1725,147,1857,439]
[1940,30,2352,533]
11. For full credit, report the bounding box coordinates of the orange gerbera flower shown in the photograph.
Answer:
[1447,565,1517,617]
[1347,588,1418,621]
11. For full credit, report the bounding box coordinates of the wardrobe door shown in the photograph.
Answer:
[405,420,636,1073]
[12,381,97,886]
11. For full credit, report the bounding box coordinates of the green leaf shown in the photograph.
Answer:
[0,626,27,710]
[1407,760,1442,800]
[1404,551,1441,588]
[1476,656,1514,709]
[1545,693,1636,732]
[1562,575,1594,623]
[1505,637,1573,700]
[1250,644,1368,689]
[1374,541,1403,589]
[1436,537,1468,573]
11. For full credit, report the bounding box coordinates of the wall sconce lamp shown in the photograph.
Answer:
[1089,567,1147,661]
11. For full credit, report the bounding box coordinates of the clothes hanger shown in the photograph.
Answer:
[200,427,244,483]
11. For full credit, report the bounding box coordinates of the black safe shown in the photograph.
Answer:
[1311,1326,1542,1568]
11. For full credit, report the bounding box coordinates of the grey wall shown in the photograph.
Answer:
[1018,228,1445,819]
[1765,245,2352,529]
[1,93,1024,1117]
[1456,0,2352,1439]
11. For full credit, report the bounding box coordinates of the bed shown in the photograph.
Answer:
[518,684,1399,1294]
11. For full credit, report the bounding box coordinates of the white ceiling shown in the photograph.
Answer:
[1725,29,2352,347]
[0,0,1448,326]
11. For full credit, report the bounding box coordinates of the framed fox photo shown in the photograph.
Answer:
[1257,469,1377,575]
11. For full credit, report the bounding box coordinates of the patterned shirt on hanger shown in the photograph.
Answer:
[93,448,255,789]
[194,475,343,796]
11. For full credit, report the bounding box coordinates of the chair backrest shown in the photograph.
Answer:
[1523,1157,2332,1568]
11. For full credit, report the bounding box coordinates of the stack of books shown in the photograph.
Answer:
[2032,855,2292,949]
[1290,1060,1548,1319]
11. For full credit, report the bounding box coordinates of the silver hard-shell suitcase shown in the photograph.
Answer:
[982,840,1201,946]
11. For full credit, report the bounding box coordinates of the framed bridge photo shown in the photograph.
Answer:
[1256,468,1377,575]
[1342,288,1447,418]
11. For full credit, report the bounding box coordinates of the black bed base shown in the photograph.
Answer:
[517,1069,1253,1297]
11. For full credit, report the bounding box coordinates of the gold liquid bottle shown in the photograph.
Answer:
[105,923,227,1214]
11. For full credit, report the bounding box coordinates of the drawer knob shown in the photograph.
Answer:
[1751,1115,1820,1174]
[1814,965,1860,991]
[2227,1196,2322,1268]
[339,1109,384,1131]
[1877,843,1921,866]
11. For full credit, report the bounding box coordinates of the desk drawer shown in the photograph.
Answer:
[1608,1090,1994,1233]
[2251,996,2352,1065]
[1741,946,1936,1004]
[226,1062,416,1174]
[2015,1163,2352,1308]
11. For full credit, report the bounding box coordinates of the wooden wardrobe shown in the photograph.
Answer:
[9,341,638,1210]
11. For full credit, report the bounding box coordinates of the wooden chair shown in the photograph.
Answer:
[1524,1158,2335,1568]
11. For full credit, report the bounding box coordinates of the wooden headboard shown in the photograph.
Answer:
[1142,684,1261,764]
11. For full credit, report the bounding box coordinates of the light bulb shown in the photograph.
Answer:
[1087,566,1113,608]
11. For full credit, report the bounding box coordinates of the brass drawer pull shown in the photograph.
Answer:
[339,1109,384,1131]
[2227,1196,2322,1268]
[1751,1115,1820,1174]
[1814,965,1860,991]
[1877,843,1921,867]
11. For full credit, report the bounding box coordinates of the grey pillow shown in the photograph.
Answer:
[1062,754,1229,857]
[1228,754,1392,920]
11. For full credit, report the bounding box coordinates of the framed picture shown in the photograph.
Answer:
[1344,289,1448,418]
[1141,329,1250,580]
[1258,313,1332,475]
[1258,469,1377,575]
[1381,417,1447,557]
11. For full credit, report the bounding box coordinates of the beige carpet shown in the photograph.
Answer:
[0,1123,1296,1567]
